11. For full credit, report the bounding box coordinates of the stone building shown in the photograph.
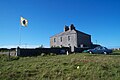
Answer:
[50,24,92,52]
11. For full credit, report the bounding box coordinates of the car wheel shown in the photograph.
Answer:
[89,51,92,54]
[103,52,107,55]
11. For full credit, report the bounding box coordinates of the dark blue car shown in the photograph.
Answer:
[87,46,112,54]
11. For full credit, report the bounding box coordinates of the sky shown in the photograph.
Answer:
[0,0,120,48]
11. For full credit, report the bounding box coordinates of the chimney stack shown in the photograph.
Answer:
[69,24,75,30]
[64,25,69,32]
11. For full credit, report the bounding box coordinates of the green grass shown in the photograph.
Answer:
[0,51,120,80]
[112,50,120,55]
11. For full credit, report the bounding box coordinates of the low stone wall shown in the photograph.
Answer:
[0,51,16,56]
[0,47,90,56]
[16,47,71,56]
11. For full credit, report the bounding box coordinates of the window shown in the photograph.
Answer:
[68,36,70,41]
[60,37,62,42]
[54,38,56,42]
[68,44,71,47]
[68,44,70,46]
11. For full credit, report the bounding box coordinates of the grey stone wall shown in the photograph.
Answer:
[77,31,91,48]
[50,30,77,52]
[0,51,16,56]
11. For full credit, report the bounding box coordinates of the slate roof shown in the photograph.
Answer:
[50,29,90,38]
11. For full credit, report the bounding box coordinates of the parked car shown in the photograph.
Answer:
[87,46,112,54]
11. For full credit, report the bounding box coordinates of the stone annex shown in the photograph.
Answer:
[50,24,92,52]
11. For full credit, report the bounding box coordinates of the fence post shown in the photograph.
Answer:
[16,47,20,56]
[67,51,69,55]
[8,49,11,61]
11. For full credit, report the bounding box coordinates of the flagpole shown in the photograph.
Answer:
[19,16,28,48]
[19,24,22,47]
[19,16,22,47]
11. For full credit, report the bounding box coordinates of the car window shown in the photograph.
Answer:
[103,47,107,49]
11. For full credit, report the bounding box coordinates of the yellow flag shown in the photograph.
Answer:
[20,17,28,27]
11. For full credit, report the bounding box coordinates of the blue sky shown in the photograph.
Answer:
[0,0,120,48]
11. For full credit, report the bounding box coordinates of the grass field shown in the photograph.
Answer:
[0,50,120,80]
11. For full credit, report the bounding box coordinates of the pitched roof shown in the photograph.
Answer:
[50,29,90,38]
[50,30,76,38]
[75,30,91,36]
